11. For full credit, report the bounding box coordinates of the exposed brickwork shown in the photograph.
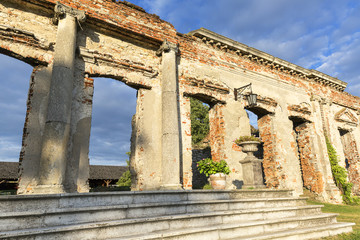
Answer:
[179,95,193,190]
[341,132,360,195]
[294,123,324,194]
[258,114,281,188]
[209,104,227,162]
[19,67,38,183]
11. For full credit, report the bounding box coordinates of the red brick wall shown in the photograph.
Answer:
[209,104,227,162]
[258,114,281,188]
[341,132,360,194]
[294,123,324,194]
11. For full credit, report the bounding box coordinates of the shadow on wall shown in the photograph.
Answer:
[232,180,244,189]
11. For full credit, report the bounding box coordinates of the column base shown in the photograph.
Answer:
[160,184,183,190]
[32,184,65,194]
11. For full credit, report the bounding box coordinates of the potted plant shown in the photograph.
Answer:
[197,158,230,189]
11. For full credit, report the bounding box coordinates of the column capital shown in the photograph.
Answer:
[53,2,86,24]
[156,40,178,56]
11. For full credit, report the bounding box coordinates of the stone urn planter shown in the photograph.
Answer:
[209,173,226,190]
[238,141,260,156]
[237,140,265,189]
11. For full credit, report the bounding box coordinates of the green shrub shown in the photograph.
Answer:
[326,137,359,205]
[116,169,131,187]
[116,156,132,189]
[197,158,230,177]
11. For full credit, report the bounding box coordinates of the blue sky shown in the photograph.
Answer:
[1,0,360,165]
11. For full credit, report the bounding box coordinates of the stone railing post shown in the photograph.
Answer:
[157,40,182,190]
[35,2,86,194]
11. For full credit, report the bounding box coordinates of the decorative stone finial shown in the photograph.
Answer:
[156,39,178,56]
[53,2,86,24]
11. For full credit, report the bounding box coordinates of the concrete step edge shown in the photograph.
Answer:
[0,197,309,217]
[230,222,355,240]
[0,212,339,238]
[110,222,354,240]
[0,189,294,201]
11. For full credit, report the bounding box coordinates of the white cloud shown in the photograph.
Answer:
[0,136,22,162]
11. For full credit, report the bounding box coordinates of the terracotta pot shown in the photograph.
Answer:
[209,173,226,190]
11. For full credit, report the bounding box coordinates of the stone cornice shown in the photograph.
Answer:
[188,28,347,92]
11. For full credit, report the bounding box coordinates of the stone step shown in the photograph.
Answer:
[0,189,293,213]
[111,222,354,240]
[0,202,321,232]
[231,222,355,240]
[0,190,353,239]
[0,213,339,239]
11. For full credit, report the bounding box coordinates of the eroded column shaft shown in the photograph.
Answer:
[36,3,85,193]
[158,40,182,190]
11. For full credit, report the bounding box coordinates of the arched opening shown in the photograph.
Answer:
[0,53,33,193]
[89,77,137,189]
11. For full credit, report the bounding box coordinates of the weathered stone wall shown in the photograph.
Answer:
[2,0,360,202]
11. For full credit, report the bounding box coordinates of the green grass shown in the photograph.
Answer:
[0,190,16,195]
[307,200,360,239]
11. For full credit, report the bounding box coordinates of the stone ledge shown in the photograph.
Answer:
[188,28,347,92]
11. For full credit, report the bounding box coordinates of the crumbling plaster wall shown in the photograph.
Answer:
[177,31,356,201]
[2,0,360,201]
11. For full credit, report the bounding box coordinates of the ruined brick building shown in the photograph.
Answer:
[1,0,360,203]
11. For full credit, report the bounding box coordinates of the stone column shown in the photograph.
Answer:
[157,40,182,190]
[35,3,86,194]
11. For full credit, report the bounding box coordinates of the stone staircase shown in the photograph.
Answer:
[0,190,354,239]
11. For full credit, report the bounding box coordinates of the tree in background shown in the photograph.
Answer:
[190,97,210,145]
[116,152,131,189]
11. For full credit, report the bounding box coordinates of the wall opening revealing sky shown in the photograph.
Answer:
[89,77,137,166]
[0,54,32,162]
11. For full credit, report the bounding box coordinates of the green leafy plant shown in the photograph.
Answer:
[326,137,359,205]
[197,158,230,177]
[234,135,261,145]
[190,97,210,145]
[116,152,132,190]
[116,164,131,188]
